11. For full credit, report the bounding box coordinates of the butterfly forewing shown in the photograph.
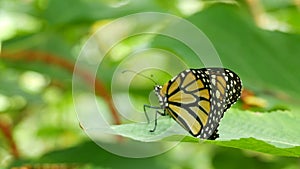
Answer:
[155,68,242,139]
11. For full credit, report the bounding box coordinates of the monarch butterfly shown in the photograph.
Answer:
[144,68,242,140]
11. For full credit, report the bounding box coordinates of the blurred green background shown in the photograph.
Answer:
[1,0,300,168]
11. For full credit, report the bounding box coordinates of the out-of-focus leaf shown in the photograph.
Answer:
[151,4,300,99]
[267,7,300,33]
[10,141,165,169]
[261,0,295,10]
[43,0,165,25]
[212,147,299,169]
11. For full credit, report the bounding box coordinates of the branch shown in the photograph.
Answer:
[0,119,19,159]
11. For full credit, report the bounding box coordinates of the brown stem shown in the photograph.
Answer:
[0,119,19,158]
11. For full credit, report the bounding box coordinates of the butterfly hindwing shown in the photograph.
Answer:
[152,68,242,139]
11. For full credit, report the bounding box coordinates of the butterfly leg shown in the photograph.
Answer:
[150,110,165,132]
[143,104,162,123]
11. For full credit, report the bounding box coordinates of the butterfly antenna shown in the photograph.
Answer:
[122,70,158,85]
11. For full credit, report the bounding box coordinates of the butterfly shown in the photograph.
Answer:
[144,68,242,140]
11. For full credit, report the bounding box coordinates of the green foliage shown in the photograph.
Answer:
[1,0,300,169]
[9,141,300,169]
[111,109,300,157]
[152,4,300,99]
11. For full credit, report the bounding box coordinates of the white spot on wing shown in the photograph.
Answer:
[181,72,185,77]
[211,79,216,85]
[216,90,220,98]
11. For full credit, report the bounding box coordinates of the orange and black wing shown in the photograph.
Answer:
[163,68,242,139]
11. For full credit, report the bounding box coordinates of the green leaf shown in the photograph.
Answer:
[217,109,300,148]
[112,118,192,142]
[210,109,300,157]
[111,109,300,157]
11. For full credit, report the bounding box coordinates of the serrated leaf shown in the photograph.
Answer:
[217,109,300,148]
[112,118,191,142]
[111,109,300,157]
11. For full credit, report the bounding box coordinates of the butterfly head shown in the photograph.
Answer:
[154,85,167,108]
